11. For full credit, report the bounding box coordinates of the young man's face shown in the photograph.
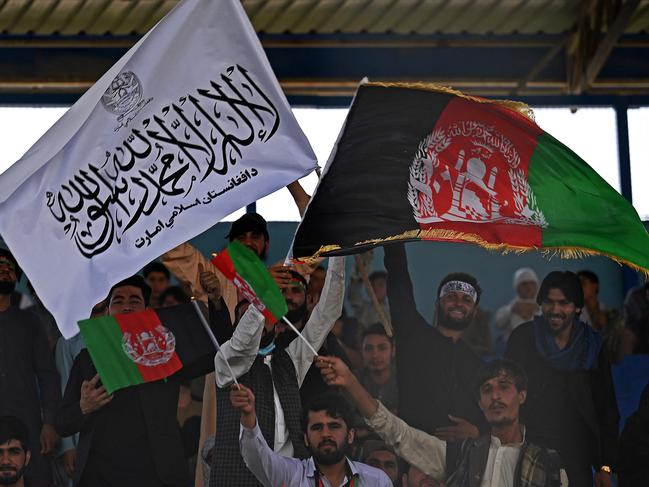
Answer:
[478,372,526,427]
[304,410,353,466]
[540,288,579,336]
[0,439,30,485]
[438,290,476,330]
[108,285,146,316]
[361,334,394,373]
[365,450,399,484]
[234,231,268,259]
[145,271,169,296]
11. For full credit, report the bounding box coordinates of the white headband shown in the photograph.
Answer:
[439,280,478,303]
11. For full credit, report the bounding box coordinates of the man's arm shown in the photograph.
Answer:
[232,384,302,487]
[316,356,446,480]
[213,305,265,388]
[287,256,345,386]
[383,243,427,337]
[32,315,61,454]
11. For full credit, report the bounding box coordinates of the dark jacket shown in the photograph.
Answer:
[384,244,485,434]
[505,321,619,484]
[55,301,228,486]
[447,434,562,487]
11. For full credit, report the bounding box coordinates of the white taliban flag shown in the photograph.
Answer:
[0,0,317,337]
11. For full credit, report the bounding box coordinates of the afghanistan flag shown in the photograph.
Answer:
[79,303,217,393]
[293,82,649,275]
[211,241,288,321]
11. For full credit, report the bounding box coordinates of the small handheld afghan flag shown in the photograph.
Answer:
[211,241,288,321]
[79,303,217,393]
[293,82,649,276]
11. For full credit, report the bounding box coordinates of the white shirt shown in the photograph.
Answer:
[366,401,568,487]
[214,256,345,452]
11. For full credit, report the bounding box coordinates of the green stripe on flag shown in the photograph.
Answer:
[79,316,143,393]
[529,132,649,272]
[227,241,288,320]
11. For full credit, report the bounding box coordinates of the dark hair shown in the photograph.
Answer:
[0,248,22,281]
[368,270,388,283]
[437,272,482,304]
[226,212,269,242]
[537,271,584,308]
[142,261,170,279]
[0,416,30,452]
[301,391,354,432]
[108,275,152,307]
[158,286,190,305]
[577,269,599,288]
[473,359,528,399]
[361,323,394,345]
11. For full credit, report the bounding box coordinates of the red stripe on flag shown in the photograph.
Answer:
[419,97,543,247]
[211,249,236,280]
[114,310,183,383]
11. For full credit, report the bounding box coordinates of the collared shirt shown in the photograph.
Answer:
[367,401,568,487]
[240,422,392,487]
[214,256,346,452]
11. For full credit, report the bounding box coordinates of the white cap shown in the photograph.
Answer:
[513,267,539,290]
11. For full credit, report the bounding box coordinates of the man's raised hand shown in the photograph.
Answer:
[268,263,293,289]
[79,374,113,415]
[315,356,354,389]
[230,384,257,429]
[198,262,221,302]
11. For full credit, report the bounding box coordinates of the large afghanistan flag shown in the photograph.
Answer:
[293,82,649,275]
[79,303,217,393]
[0,0,317,338]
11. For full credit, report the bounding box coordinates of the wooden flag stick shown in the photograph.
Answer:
[281,316,319,357]
[190,297,240,389]
[353,254,394,337]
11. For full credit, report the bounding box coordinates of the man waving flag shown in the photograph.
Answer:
[0,0,317,337]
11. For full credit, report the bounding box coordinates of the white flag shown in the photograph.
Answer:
[0,0,317,337]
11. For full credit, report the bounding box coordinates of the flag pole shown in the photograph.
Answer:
[281,316,319,357]
[190,297,240,389]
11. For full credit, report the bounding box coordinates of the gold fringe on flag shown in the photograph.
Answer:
[295,228,649,279]
[364,81,536,122]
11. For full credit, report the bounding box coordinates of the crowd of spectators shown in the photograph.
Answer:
[1,182,649,487]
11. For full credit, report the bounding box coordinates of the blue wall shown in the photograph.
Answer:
[190,221,639,320]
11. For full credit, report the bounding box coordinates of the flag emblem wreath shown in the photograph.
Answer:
[122,324,177,367]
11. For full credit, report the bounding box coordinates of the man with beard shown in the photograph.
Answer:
[0,249,60,486]
[0,416,32,487]
[209,256,345,486]
[231,388,392,486]
[317,356,567,486]
[383,244,484,442]
[505,271,618,487]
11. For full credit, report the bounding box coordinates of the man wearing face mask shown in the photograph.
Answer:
[383,244,484,446]
[209,256,345,487]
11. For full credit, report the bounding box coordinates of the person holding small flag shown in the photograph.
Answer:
[209,253,345,487]
[231,387,392,487]
[55,275,224,487]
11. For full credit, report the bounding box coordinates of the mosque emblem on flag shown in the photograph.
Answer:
[407,120,547,228]
[122,325,176,367]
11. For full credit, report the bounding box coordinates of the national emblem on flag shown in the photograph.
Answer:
[293,82,649,276]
